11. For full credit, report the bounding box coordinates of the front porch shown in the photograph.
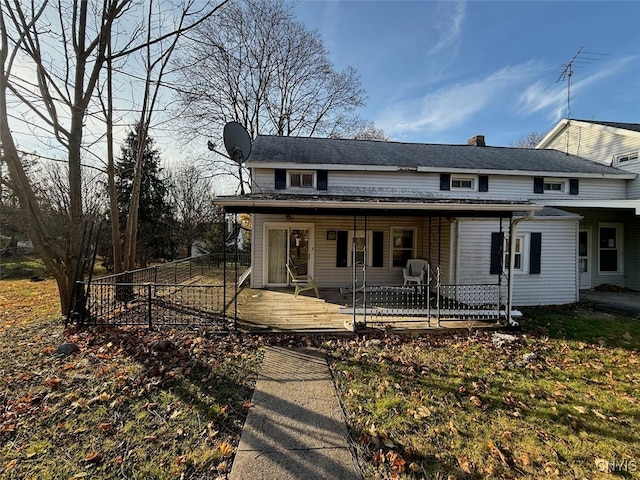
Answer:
[234,284,504,333]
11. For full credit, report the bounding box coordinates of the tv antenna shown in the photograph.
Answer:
[556,47,607,120]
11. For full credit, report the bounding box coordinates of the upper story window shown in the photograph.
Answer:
[440,173,488,191]
[451,176,474,190]
[614,152,639,166]
[289,171,314,188]
[543,181,564,192]
[534,177,578,195]
[275,169,328,190]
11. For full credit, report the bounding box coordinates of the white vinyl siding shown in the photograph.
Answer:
[455,217,579,306]
[251,168,628,201]
[539,121,640,199]
[250,214,450,288]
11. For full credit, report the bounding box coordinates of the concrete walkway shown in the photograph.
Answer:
[580,290,640,317]
[230,346,362,480]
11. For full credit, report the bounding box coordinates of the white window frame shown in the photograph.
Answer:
[614,151,639,166]
[598,223,624,275]
[390,227,416,268]
[450,175,476,190]
[504,233,528,274]
[288,170,316,189]
[347,231,373,267]
[543,179,566,193]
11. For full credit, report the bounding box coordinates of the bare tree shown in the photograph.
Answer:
[511,131,546,148]
[168,162,217,257]
[173,0,366,187]
[0,0,226,313]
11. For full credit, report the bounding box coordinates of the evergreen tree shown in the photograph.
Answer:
[114,126,177,266]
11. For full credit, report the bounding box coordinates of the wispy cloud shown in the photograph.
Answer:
[428,1,466,57]
[377,60,542,136]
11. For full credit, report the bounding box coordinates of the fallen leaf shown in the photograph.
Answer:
[373,449,385,465]
[97,422,113,432]
[408,462,421,473]
[217,441,233,457]
[84,451,102,464]
[457,455,475,474]
[623,332,632,340]
[470,396,483,408]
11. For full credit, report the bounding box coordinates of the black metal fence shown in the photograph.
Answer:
[68,253,250,328]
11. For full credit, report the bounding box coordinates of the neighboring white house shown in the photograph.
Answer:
[537,119,640,291]
[215,133,637,309]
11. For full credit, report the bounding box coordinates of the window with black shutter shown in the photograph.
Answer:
[530,232,542,274]
[275,169,286,189]
[569,178,579,195]
[533,177,544,194]
[479,175,489,192]
[490,232,503,274]
[440,173,451,191]
[317,170,328,190]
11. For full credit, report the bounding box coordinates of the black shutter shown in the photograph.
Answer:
[490,232,503,274]
[336,231,348,267]
[569,178,579,195]
[479,175,489,192]
[275,169,286,189]
[530,232,542,274]
[533,177,544,194]
[440,173,451,191]
[317,170,328,190]
[372,231,384,267]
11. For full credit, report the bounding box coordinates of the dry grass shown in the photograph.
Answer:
[326,306,640,479]
[0,279,263,480]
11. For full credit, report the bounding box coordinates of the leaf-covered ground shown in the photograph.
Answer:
[1,281,263,480]
[326,307,640,479]
[2,279,639,479]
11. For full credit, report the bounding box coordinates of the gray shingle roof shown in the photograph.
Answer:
[249,135,628,175]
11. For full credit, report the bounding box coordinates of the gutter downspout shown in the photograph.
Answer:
[506,210,535,326]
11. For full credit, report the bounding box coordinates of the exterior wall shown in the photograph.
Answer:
[455,217,580,306]
[252,167,628,201]
[541,122,640,198]
[250,213,452,289]
[569,208,640,291]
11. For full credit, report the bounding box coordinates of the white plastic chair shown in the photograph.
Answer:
[403,259,428,285]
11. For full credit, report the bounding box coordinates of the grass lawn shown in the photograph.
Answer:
[1,276,639,479]
[0,280,263,480]
[326,306,640,479]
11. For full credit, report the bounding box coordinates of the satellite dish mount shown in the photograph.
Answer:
[223,121,252,164]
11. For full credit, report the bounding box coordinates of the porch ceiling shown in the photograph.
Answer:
[215,193,541,217]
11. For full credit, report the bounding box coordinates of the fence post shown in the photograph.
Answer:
[147,283,153,329]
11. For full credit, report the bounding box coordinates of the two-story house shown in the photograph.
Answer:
[536,119,640,292]
[215,133,636,321]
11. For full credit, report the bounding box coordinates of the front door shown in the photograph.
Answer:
[578,228,591,289]
[265,225,313,286]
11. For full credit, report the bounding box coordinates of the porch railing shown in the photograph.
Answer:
[349,265,502,328]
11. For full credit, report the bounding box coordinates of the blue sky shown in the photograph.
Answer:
[291,0,640,146]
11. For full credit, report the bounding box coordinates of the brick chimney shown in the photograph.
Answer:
[467,135,485,147]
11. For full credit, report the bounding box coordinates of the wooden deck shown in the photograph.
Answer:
[232,286,501,334]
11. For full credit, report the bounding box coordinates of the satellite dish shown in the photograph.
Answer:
[223,121,251,163]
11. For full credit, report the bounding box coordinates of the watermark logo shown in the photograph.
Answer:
[595,458,637,473]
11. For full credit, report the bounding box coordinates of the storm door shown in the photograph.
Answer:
[579,228,591,289]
